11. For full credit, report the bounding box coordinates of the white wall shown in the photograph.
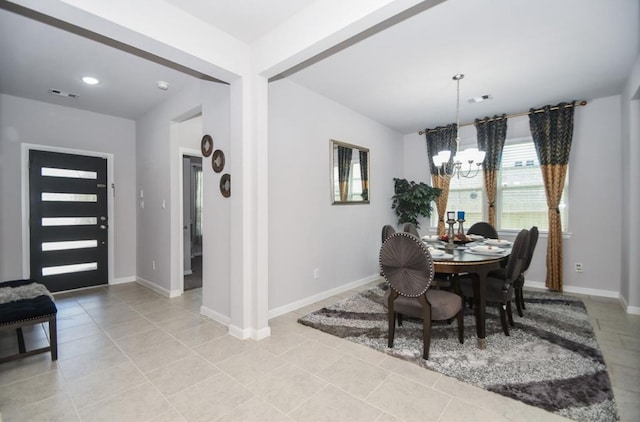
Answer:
[0,93,137,282]
[268,79,401,313]
[403,95,624,297]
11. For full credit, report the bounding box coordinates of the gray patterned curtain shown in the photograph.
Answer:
[425,124,457,235]
[337,145,352,201]
[475,115,507,227]
[529,101,576,292]
[359,150,368,201]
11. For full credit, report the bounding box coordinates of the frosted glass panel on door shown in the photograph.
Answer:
[42,240,98,251]
[41,167,97,179]
[42,193,97,202]
[42,262,97,276]
[42,217,97,226]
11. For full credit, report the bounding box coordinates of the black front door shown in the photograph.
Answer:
[29,150,108,292]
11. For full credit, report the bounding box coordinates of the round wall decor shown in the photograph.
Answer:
[212,149,225,173]
[201,134,213,157]
[220,173,231,198]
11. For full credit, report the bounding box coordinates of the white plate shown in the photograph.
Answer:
[427,247,445,256]
[433,253,453,260]
[470,245,505,254]
[422,235,441,242]
[484,239,512,246]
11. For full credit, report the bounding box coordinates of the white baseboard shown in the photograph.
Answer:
[619,295,640,315]
[111,276,136,285]
[526,280,620,299]
[267,273,381,320]
[136,277,181,298]
[200,305,231,327]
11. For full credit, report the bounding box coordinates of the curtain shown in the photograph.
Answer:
[425,124,457,235]
[475,115,507,226]
[359,150,369,200]
[529,101,576,292]
[191,165,203,256]
[337,145,352,201]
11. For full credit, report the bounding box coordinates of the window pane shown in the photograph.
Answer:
[41,167,97,179]
[42,240,98,251]
[42,262,97,276]
[42,217,97,226]
[42,192,97,202]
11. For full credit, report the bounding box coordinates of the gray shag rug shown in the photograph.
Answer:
[298,284,619,422]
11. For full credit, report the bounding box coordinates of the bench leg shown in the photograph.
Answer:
[48,316,58,361]
[16,328,26,353]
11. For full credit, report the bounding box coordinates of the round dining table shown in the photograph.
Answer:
[430,241,511,349]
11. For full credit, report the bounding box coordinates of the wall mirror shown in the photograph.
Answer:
[330,139,370,204]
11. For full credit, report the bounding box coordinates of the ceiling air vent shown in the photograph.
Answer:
[48,89,79,99]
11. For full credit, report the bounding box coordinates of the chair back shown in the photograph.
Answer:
[381,225,396,244]
[467,222,498,239]
[522,226,539,273]
[379,232,434,297]
[504,229,530,284]
[402,222,420,238]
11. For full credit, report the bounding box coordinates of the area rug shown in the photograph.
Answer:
[298,284,619,422]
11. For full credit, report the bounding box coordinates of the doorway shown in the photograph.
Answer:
[28,149,108,292]
[183,155,203,291]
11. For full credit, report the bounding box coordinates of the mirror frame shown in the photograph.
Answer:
[330,139,370,205]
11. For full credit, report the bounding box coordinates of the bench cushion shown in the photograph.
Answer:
[0,279,57,325]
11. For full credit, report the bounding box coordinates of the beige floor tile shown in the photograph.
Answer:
[168,373,254,422]
[128,298,174,314]
[613,387,640,422]
[100,316,158,340]
[366,373,451,422]
[375,412,403,422]
[0,353,58,387]
[57,321,104,344]
[56,312,96,330]
[144,307,198,324]
[114,327,174,353]
[280,340,344,374]
[217,396,293,422]
[377,356,442,387]
[57,344,129,380]
[147,354,220,397]
[66,361,146,408]
[194,334,256,364]
[317,355,390,399]
[150,409,189,422]
[256,330,308,356]
[89,308,143,328]
[78,382,170,422]
[609,363,640,393]
[0,392,79,422]
[171,321,227,348]
[126,339,194,373]
[289,384,382,422]
[333,338,388,366]
[439,397,511,422]
[252,363,327,414]
[56,333,114,361]
[217,347,287,387]
[0,370,66,412]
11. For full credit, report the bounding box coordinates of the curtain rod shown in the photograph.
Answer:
[418,100,588,135]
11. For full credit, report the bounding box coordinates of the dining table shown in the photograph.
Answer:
[425,237,512,349]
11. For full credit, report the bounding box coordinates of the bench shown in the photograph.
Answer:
[0,279,57,363]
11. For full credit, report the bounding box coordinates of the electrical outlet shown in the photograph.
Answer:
[575,263,583,273]
[313,268,320,279]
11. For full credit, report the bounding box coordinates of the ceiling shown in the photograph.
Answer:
[0,0,637,133]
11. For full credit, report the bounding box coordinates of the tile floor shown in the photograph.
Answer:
[0,281,638,422]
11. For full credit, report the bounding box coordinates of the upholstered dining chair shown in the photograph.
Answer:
[381,224,396,244]
[402,222,420,238]
[514,226,539,316]
[458,229,530,336]
[380,232,464,359]
[467,222,498,239]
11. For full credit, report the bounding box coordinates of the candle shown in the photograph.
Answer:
[457,211,465,220]
[447,211,455,221]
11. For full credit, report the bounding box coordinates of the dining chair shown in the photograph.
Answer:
[467,222,498,239]
[514,226,539,316]
[402,222,420,238]
[458,229,530,336]
[381,224,396,244]
[380,232,464,359]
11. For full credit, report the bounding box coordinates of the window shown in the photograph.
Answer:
[432,138,568,231]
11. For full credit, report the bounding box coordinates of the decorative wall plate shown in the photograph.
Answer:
[201,134,213,157]
[212,149,225,173]
[220,173,231,197]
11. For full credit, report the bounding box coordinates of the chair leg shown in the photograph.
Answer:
[506,301,515,327]
[398,313,403,327]
[519,287,526,310]
[456,309,464,344]
[388,311,396,348]
[49,315,58,361]
[499,304,510,336]
[16,328,26,353]
[418,295,432,360]
[515,288,524,317]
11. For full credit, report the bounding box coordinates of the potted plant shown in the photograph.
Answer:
[391,178,441,229]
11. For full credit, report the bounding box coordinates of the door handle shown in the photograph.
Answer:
[100,225,108,230]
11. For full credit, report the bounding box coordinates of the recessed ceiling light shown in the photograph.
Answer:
[82,76,100,85]
[468,94,492,103]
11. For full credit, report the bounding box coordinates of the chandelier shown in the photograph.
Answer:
[432,74,485,178]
